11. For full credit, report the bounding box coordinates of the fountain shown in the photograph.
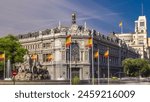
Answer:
[14,54,50,80]
[4,59,12,80]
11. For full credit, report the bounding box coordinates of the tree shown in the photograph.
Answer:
[136,59,150,77]
[122,58,137,77]
[0,35,27,70]
[122,58,150,77]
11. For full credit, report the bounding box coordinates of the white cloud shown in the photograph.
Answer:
[0,0,122,36]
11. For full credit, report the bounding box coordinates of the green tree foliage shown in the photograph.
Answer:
[122,58,150,77]
[0,62,4,71]
[0,35,27,70]
[72,76,80,85]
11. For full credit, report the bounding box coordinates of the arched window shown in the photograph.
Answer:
[66,42,80,62]
[71,43,80,62]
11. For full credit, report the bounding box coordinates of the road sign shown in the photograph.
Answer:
[12,71,17,76]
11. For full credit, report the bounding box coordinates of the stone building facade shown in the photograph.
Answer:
[17,14,140,80]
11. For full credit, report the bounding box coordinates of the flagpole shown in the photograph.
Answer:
[98,49,100,85]
[65,44,68,80]
[119,21,123,34]
[121,26,123,34]
[88,47,90,82]
[52,54,54,79]
[70,44,72,85]
[92,30,94,85]
[107,48,110,85]
[3,51,5,79]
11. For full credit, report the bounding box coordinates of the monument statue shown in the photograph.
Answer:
[15,54,50,80]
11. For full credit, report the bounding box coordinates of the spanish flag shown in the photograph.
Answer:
[94,51,99,59]
[47,54,53,61]
[0,53,5,61]
[66,35,71,47]
[104,50,109,58]
[119,21,122,27]
[31,54,37,60]
[86,37,92,48]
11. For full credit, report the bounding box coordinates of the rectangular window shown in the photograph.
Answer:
[138,40,144,44]
[140,22,144,26]
[43,43,51,48]
[138,36,144,38]
[43,54,52,62]
[43,43,45,48]
[62,51,65,61]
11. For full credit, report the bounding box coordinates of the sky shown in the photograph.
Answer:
[0,0,149,36]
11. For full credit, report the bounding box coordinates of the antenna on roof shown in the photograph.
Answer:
[58,21,61,29]
[141,3,144,16]
[84,21,87,29]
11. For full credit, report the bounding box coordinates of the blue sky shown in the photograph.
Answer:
[0,0,149,36]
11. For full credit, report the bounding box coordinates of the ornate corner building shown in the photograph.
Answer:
[17,13,140,80]
[115,16,150,59]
